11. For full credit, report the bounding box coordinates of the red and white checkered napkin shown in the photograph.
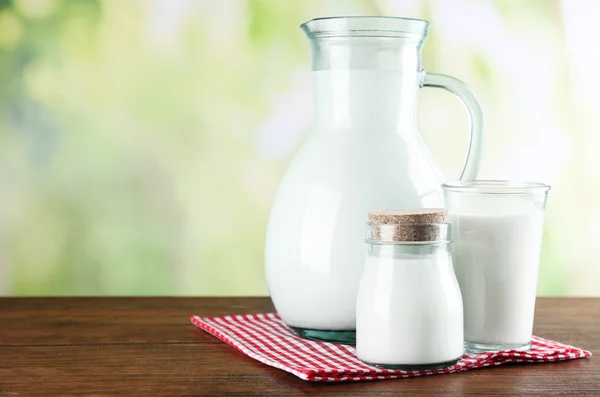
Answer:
[190,313,591,382]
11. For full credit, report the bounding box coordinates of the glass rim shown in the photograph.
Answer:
[301,16,430,39]
[442,180,551,195]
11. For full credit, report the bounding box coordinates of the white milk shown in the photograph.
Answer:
[265,70,445,331]
[449,208,545,347]
[356,252,464,365]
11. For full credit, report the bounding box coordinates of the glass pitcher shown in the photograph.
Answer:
[265,16,484,344]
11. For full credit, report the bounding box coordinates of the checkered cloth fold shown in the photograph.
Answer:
[190,313,591,382]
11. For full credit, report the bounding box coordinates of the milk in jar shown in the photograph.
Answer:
[356,211,464,369]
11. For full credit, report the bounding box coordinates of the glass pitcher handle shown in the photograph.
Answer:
[421,71,485,180]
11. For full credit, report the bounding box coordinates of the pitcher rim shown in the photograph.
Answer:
[301,16,430,39]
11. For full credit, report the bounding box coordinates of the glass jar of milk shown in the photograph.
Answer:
[443,181,551,352]
[356,222,464,370]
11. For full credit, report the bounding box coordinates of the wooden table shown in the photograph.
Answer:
[0,297,598,396]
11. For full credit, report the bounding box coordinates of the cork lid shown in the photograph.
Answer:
[368,208,447,224]
[366,208,449,243]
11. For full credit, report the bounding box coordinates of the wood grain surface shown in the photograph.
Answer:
[0,297,598,396]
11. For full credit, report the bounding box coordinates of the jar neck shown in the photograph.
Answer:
[367,244,451,258]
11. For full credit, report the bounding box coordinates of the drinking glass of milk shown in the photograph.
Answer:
[443,181,551,352]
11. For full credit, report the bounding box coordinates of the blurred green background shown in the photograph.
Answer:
[0,0,598,296]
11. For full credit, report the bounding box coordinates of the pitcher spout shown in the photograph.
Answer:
[302,17,428,73]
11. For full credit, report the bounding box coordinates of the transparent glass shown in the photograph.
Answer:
[356,224,464,369]
[265,16,484,344]
[301,16,484,180]
[443,181,551,352]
